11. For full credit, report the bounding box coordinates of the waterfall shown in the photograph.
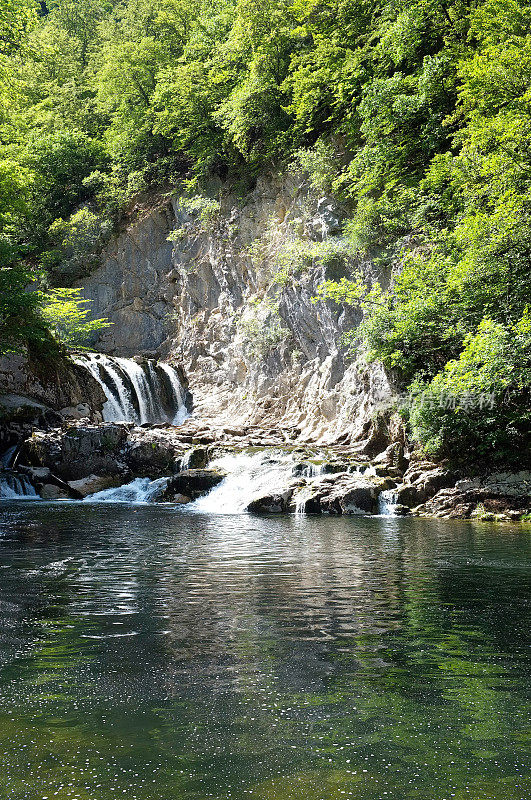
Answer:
[157,363,189,425]
[377,489,399,516]
[304,462,324,478]
[294,485,315,515]
[84,477,169,503]
[0,446,17,468]
[0,473,37,499]
[188,451,295,514]
[74,353,189,425]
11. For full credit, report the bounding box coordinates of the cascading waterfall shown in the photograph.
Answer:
[0,445,37,499]
[188,451,295,514]
[157,362,189,425]
[377,489,399,516]
[301,462,325,478]
[74,353,189,425]
[0,473,37,499]
[0,446,17,468]
[84,477,169,503]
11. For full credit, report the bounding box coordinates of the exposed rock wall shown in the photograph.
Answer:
[80,173,395,444]
[0,354,105,411]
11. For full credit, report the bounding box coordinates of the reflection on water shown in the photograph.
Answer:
[0,504,529,799]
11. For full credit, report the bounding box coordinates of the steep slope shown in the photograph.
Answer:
[79,174,394,445]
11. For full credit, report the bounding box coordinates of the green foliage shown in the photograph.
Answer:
[0,264,50,355]
[291,140,341,194]
[41,208,111,281]
[0,0,529,464]
[237,298,289,359]
[274,236,354,286]
[40,288,112,349]
[409,314,531,466]
[180,195,221,223]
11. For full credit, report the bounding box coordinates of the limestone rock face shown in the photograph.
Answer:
[79,174,394,445]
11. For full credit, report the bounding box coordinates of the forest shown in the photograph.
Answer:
[1,0,530,465]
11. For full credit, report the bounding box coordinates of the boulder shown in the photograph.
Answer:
[59,403,91,420]
[68,474,122,498]
[40,483,70,500]
[171,493,192,504]
[127,432,183,477]
[416,487,530,519]
[25,423,130,481]
[20,466,51,481]
[318,475,380,514]
[246,489,293,513]
[395,467,457,508]
[166,469,226,499]
[180,446,209,470]
[372,442,407,473]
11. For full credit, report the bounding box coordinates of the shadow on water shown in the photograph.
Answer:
[0,503,529,799]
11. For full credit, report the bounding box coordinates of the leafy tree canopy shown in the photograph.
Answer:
[0,0,529,463]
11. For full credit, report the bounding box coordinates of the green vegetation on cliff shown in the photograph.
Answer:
[1,0,530,463]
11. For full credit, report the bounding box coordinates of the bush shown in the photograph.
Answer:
[40,287,112,349]
[237,299,289,359]
[409,314,531,466]
[40,208,111,282]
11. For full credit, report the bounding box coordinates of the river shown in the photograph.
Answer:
[0,503,529,799]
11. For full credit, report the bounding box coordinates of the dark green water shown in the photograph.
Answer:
[0,504,529,800]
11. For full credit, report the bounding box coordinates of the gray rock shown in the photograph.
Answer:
[180,447,209,470]
[59,403,91,420]
[171,493,192,504]
[246,489,293,513]
[25,423,130,480]
[75,173,394,446]
[68,474,122,498]
[166,469,226,499]
[40,483,70,500]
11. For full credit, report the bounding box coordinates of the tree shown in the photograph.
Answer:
[40,287,112,348]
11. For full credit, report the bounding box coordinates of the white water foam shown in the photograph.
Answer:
[84,477,169,503]
[74,354,189,425]
[188,451,295,514]
[377,489,399,516]
[0,474,37,499]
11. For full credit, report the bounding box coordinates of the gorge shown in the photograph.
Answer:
[1,175,530,519]
[1,2,530,798]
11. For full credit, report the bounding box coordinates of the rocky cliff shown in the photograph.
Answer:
[79,173,394,445]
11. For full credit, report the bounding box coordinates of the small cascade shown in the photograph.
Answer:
[84,477,169,503]
[74,353,189,425]
[0,473,37,499]
[377,489,399,517]
[294,486,314,515]
[157,363,189,425]
[188,451,295,514]
[302,462,324,478]
[0,446,17,468]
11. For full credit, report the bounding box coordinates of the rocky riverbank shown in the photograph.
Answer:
[2,417,528,520]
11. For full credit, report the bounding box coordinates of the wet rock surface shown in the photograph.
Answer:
[2,417,529,519]
[164,469,226,500]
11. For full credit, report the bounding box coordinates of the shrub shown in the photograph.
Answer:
[237,299,289,359]
[40,287,112,349]
[41,208,111,282]
[409,314,531,466]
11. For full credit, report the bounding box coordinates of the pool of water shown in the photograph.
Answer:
[0,503,529,800]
